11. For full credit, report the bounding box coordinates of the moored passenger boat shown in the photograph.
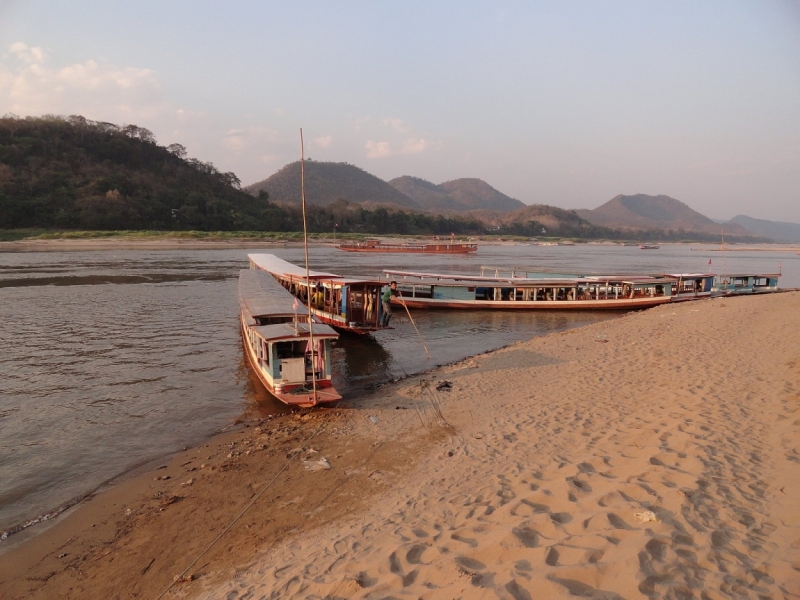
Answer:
[337,238,477,253]
[664,273,715,301]
[238,268,341,407]
[382,269,676,310]
[249,253,387,334]
[712,273,780,295]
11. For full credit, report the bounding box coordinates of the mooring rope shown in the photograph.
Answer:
[153,407,337,600]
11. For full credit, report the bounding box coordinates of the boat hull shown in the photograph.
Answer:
[392,296,672,310]
[338,244,476,253]
[307,307,383,334]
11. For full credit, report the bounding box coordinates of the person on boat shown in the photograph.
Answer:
[311,286,325,308]
[381,281,399,326]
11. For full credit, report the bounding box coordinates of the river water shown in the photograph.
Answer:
[0,243,797,539]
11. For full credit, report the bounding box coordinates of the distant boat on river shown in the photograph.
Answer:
[337,238,477,254]
[639,244,660,250]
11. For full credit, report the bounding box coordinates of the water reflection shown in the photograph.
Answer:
[333,333,395,393]
[235,349,292,419]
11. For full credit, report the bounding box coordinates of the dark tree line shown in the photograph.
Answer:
[254,195,484,235]
[501,219,765,243]
[0,115,257,230]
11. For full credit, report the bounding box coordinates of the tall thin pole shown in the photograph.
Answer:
[399,297,431,359]
[721,230,728,291]
[300,129,318,403]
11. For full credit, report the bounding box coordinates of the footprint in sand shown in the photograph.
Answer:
[406,544,427,564]
[512,526,540,548]
[455,555,486,573]
[607,512,634,530]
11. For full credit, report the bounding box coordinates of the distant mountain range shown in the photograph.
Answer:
[575,194,752,237]
[247,161,795,241]
[388,176,525,212]
[725,215,800,243]
[246,162,526,213]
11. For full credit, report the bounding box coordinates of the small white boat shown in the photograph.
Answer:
[239,269,341,407]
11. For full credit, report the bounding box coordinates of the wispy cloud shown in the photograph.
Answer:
[314,135,333,148]
[383,117,409,134]
[401,138,427,155]
[0,41,163,121]
[359,117,433,159]
[365,140,392,158]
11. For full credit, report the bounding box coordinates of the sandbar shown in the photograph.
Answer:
[1,292,798,599]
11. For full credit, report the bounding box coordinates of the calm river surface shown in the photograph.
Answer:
[0,243,797,538]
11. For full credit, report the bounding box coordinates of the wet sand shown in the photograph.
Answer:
[1,292,799,599]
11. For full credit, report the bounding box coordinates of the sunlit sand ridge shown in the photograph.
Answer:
[203,292,800,599]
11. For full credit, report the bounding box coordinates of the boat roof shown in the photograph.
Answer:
[717,273,781,278]
[385,270,676,285]
[385,269,542,283]
[249,253,338,279]
[252,321,338,342]
[666,273,715,278]
[249,253,383,285]
[280,274,385,287]
[238,269,310,318]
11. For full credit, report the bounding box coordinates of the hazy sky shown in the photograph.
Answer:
[1,1,798,221]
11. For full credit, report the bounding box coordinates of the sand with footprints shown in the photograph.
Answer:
[2,292,799,599]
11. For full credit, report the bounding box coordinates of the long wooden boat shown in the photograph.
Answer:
[238,268,341,407]
[249,254,387,334]
[712,273,780,295]
[337,238,477,254]
[382,269,677,310]
[478,268,776,301]
[639,244,660,250]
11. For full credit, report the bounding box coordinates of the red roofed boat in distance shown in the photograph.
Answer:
[337,238,477,254]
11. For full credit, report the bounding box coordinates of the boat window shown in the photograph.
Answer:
[276,341,306,359]
[256,316,295,325]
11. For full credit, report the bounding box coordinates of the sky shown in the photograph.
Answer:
[1,1,799,222]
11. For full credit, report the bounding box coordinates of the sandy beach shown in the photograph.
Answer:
[1,291,799,599]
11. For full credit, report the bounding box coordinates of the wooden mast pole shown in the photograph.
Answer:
[300,129,318,403]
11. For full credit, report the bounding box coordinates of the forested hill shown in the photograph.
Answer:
[0,115,267,230]
[246,161,420,209]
